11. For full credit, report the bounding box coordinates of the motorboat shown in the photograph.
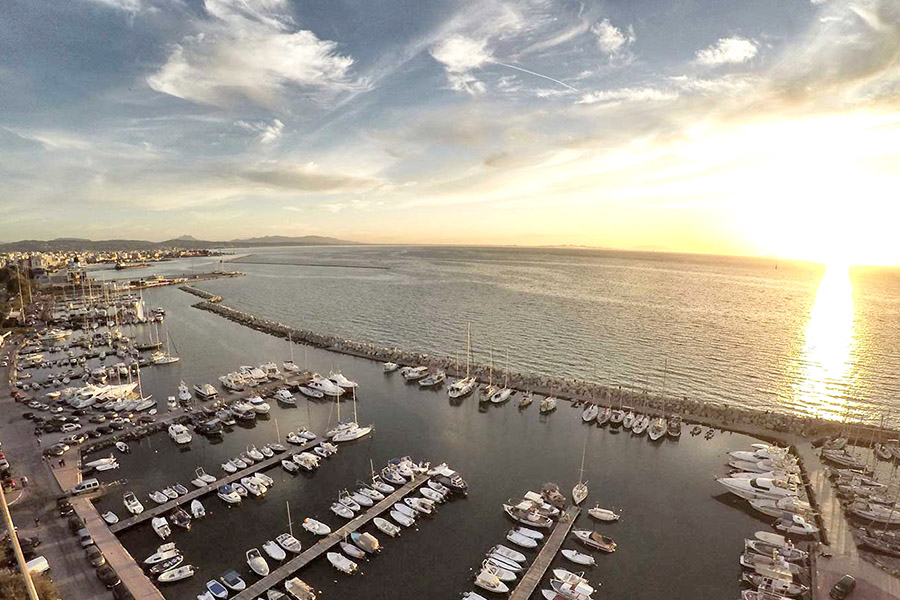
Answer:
[491,544,526,563]
[219,373,245,392]
[298,429,317,440]
[221,570,247,591]
[391,510,414,527]
[482,561,516,582]
[149,555,184,575]
[503,504,553,528]
[274,388,296,404]
[206,580,229,599]
[350,490,373,507]
[162,487,179,500]
[374,517,400,537]
[632,414,650,435]
[233,456,249,469]
[331,502,354,519]
[748,496,812,518]
[329,371,358,389]
[553,570,594,595]
[327,551,358,574]
[587,504,620,521]
[173,483,189,496]
[158,564,194,583]
[383,362,399,373]
[246,445,265,461]
[739,552,803,575]
[268,442,287,453]
[581,404,599,422]
[506,529,538,548]
[115,441,130,453]
[340,540,366,560]
[194,383,218,400]
[539,397,558,413]
[195,467,217,484]
[102,511,119,524]
[282,459,299,473]
[276,532,302,554]
[303,518,331,535]
[740,573,808,597]
[149,491,169,505]
[298,386,324,399]
[421,487,445,503]
[190,499,206,518]
[648,417,667,440]
[151,516,171,539]
[474,569,509,593]
[217,484,242,504]
[486,554,523,573]
[515,527,544,540]
[170,507,191,530]
[240,476,265,497]
[168,424,192,444]
[382,467,406,485]
[400,365,429,381]
[249,396,271,414]
[774,513,819,536]
[573,529,617,552]
[745,539,808,562]
[293,453,320,471]
[284,577,316,600]
[549,578,594,600]
[308,375,344,397]
[405,497,434,514]
[717,477,798,501]
[371,474,395,495]
[246,548,270,577]
[222,460,238,474]
[561,549,595,566]
[145,542,180,565]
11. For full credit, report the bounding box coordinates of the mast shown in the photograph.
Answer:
[352,388,359,424]
[465,322,471,379]
[489,346,493,388]
[504,348,509,389]
[578,435,587,485]
[289,331,294,364]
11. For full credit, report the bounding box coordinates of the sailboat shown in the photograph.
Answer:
[572,437,588,505]
[152,324,180,365]
[448,323,478,399]
[331,389,373,443]
[480,347,495,403]
[490,348,513,403]
[283,332,300,373]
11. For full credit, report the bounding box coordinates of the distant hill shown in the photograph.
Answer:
[0,235,356,252]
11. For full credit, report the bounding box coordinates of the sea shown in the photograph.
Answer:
[72,246,896,600]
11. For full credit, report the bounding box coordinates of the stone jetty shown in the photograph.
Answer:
[184,293,852,441]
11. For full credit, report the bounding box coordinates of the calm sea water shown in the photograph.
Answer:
[83,284,768,600]
[97,245,900,424]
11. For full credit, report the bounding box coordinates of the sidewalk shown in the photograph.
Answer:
[1,346,109,600]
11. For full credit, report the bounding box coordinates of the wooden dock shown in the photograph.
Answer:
[508,505,580,600]
[110,436,322,533]
[230,473,432,600]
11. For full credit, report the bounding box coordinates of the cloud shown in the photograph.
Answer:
[430,35,493,94]
[241,162,383,193]
[577,87,678,105]
[83,0,141,13]
[147,0,359,108]
[236,119,285,144]
[694,37,758,66]
[591,19,635,57]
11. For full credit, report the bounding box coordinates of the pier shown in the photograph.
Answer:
[109,436,323,533]
[509,505,580,600]
[230,472,432,600]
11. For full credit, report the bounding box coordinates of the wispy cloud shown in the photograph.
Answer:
[430,35,493,94]
[591,19,635,58]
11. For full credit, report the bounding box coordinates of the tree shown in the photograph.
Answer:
[0,568,59,600]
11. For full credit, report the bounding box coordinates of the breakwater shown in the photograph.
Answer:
[180,284,222,303]
[184,294,854,440]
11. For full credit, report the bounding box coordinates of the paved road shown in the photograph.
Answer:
[1,337,110,600]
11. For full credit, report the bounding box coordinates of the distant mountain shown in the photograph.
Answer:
[0,235,356,252]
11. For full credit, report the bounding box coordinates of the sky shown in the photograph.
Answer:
[1,0,899,265]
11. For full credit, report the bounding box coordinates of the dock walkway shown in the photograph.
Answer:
[110,436,322,533]
[231,473,432,600]
[509,505,580,600]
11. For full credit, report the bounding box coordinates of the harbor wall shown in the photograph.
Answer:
[184,293,847,441]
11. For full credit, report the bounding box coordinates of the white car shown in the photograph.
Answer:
[61,423,82,433]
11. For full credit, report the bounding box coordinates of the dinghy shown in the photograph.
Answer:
[259,541,288,561]
[514,527,544,540]
[374,517,400,537]
[284,577,316,600]
[327,551,358,574]
[561,549,595,566]
[102,511,119,524]
[486,555,523,573]
[391,510,415,527]
[158,564,194,583]
[491,544,526,563]
[276,532,303,553]
[507,529,538,548]
[474,569,510,594]
[302,518,331,535]
[340,541,366,560]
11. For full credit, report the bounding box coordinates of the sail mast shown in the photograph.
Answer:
[465,322,471,378]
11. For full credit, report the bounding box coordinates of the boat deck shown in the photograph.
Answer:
[508,505,581,600]
[230,472,432,600]
[109,436,322,533]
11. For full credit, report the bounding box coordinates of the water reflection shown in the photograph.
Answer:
[793,264,857,419]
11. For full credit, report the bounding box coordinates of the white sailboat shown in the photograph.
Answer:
[490,348,513,403]
[448,322,477,399]
[283,332,300,373]
[572,437,588,505]
[480,347,495,403]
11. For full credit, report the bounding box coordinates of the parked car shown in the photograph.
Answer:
[61,423,82,433]
[44,444,67,457]
[89,415,106,424]
[85,545,105,567]
[96,564,120,588]
[112,582,135,600]
[57,498,74,517]
[67,516,84,535]
[830,575,856,599]
[77,529,94,549]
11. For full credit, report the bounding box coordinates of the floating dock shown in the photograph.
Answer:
[230,472,432,600]
[508,505,580,600]
[110,436,322,533]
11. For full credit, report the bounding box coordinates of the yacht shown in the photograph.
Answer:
[717,477,798,501]
[144,543,180,565]
[588,504,620,521]
[274,388,296,404]
[539,397,558,414]
[151,516,171,539]
[383,362,399,373]
[329,371,358,389]
[631,414,650,435]
[249,396,271,414]
[168,424,192,444]
[308,375,344,397]
[400,365,429,381]
[298,386,324,399]
[193,383,218,401]
[448,376,478,398]
[573,529,617,552]
[217,484,242,504]
[218,373,245,392]
[239,365,267,381]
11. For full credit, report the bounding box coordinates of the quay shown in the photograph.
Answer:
[508,505,580,600]
[230,472,432,600]
[110,436,323,533]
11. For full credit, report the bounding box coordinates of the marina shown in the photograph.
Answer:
[508,505,580,600]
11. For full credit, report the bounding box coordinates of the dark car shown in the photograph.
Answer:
[96,564,120,588]
[89,415,106,424]
[830,575,856,599]
[88,429,103,439]
[73,409,88,416]
[112,582,135,600]
[22,412,34,420]
[85,544,105,567]
[97,425,114,435]
[57,498,74,516]
[109,420,126,431]
[43,445,66,457]
[18,536,41,559]
[68,516,85,535]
